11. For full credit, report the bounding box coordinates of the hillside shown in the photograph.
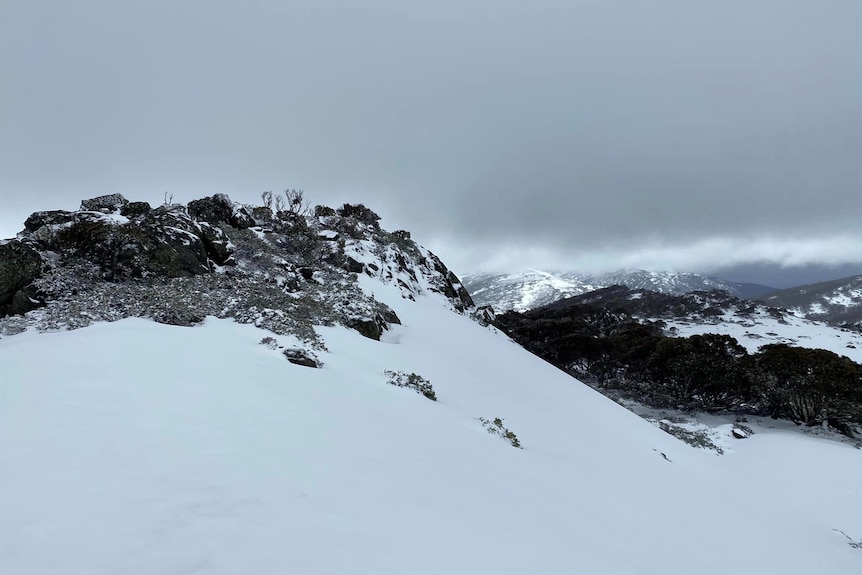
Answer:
[463,269,773,312]
[2,196,862,574]
[759,274,862,325]
[496,286,862,436]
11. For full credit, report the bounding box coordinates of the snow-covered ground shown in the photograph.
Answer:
[2,280,862,574]
[665,307,862,362]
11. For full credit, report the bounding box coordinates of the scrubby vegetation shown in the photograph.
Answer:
[478,417,522,448]
[384,370,437,401]
[496,290,862,437]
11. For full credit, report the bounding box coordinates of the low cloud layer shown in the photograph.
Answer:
[2,1,860,285]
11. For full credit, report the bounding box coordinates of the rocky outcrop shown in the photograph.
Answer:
[80,193,129,213]
[0,241,44,316]
[13,199,238,288]
[24,210,74,233]
[1,194,471,346]
[188,194,255,229]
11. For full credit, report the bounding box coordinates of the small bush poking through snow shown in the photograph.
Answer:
[478,417,522,449]
[259,336,279,349]
[834,530,862,549]
[384,370,437,401]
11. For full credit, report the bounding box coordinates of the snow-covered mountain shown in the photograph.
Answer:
[463,269,773,312]
[2,196,862,574]
[760,274,862,325]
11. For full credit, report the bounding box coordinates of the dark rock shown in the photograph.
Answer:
[298,267,315,281]
[80,194,129,213]
[378,305,401,326]
[0,241,44,317]
[197,222,235,266]
[391,229,411,242]
[187,194,254,229]
[336,203,381,228]
[24,210,74,232]
[732,427,750,439]
[45,208,211,280]
[344,256,364,274]
[346,307,398,340]
[346,317,384,340]
[473,305,496,325]
[9,285,43,316]
[283,347,321,368]
[120,201,152,218]
[151,308,205,326]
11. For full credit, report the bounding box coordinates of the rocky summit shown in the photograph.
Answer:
[0,193,473,348]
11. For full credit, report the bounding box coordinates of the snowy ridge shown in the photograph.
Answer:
[2,197,862,574]
[464,269,773,312]
[3,271,862,574]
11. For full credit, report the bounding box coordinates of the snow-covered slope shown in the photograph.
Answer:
[664,305,862,360]
[2,275,862,574]
[464,269,773,311]
[761,274,862,325]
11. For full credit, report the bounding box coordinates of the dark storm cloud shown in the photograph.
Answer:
[2,1,861,281]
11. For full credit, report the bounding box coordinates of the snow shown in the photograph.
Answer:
[665,308,862,362]
[2,282,862,573]
[825,290,862,308]
[80,210,131,226]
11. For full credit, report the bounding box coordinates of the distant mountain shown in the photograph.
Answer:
[462,269,774,312]
[759,275,862,325]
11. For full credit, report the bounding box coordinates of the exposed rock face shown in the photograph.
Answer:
[0,241,44,316]
[187,194,255,229]
[24,210,74,233]
[1,194,472,345]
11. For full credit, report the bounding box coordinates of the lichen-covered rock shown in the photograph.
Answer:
[0,241,44,317]
[187,194,255,229]
[80,194,129,213]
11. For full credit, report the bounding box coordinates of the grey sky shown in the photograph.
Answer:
[2,1,860,285]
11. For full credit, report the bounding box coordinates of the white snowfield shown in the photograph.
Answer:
[2,280,862,574]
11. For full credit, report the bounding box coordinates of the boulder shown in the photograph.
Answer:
[80,194,129,213]
[346,307,399,340]
[0,241,44,317]
[187,194,255,229]
[44,207,211,280]
[344,256,364,274]
[197,222,236,266]
[283,348,321,368]
[24,210,74,232]
[120,201,152,218]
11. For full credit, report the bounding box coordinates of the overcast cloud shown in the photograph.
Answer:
[1,0,860,285]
